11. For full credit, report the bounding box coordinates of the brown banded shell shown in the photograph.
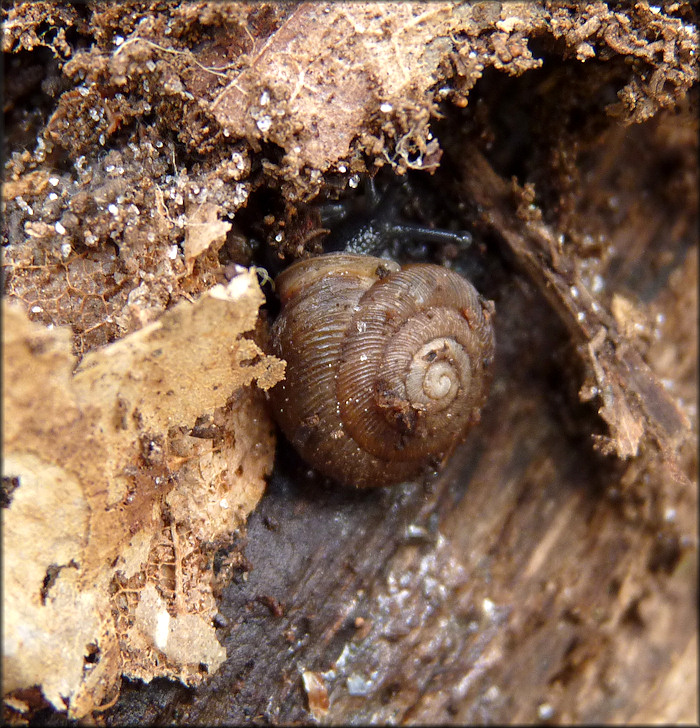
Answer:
[269,253,495,488]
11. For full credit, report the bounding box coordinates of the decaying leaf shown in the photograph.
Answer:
[184,202,232,275]
[2,270,284,718]
[53,0,693,188]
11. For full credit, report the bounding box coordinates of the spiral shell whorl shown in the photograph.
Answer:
[270,254,495,488]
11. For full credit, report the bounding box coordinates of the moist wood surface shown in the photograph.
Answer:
[97,130,697,725]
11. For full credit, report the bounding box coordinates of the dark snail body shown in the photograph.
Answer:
[269,253,495,488]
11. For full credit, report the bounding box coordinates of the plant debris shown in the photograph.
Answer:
[458,147,692,468]
[2,271,284,718]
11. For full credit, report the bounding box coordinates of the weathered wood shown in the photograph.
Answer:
[103,174,696,723]
[458,147,691,470]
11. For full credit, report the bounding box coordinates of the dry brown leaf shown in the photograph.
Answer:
[208,2,464,171]
[2,270,284,718]
[184,202,232,275]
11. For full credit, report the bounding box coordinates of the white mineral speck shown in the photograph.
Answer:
[259,90,270,106]
[346,673,373,696]
[49,176,60,186]
[31,305,43,313]
[484,685,500,701]
[256,116,272,133]
[155,610,170,651]
[538,702,555,720]
[380,102,393,113]
[233,183,249,206]
[61,243,72,258]
[54,221,67,235]
[108,203,119,215]
[167,245,178,259]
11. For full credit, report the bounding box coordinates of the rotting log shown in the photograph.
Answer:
[101,125,697,727]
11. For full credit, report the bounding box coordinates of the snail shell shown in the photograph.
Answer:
[269,253,495,488]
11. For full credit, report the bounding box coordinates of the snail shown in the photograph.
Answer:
[268,252,495,488]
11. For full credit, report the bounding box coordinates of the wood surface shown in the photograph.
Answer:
[97,126,697,726]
